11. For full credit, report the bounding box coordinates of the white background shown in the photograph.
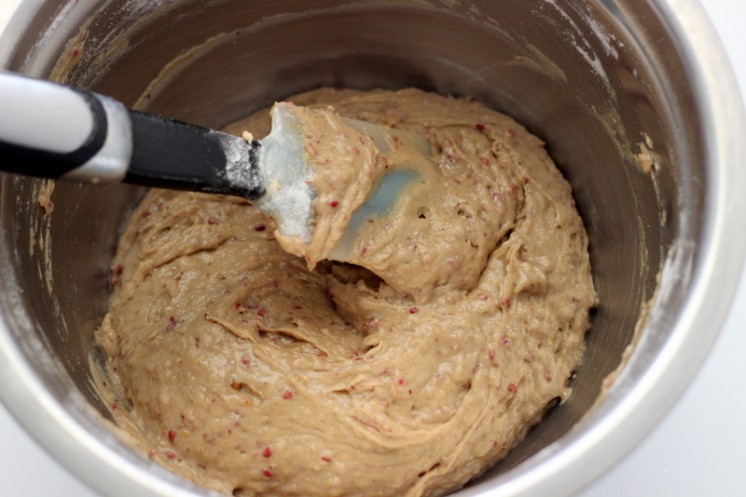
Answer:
[1,1,745,496]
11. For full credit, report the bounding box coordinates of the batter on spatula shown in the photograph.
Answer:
[97,88,595,497]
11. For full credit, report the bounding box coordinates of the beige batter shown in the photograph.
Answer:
[97,88,595,497]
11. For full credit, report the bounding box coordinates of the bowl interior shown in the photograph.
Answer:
[0,0,705,493]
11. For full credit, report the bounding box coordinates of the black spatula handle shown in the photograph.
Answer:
[125,111,264,199]
[0,71,265,199]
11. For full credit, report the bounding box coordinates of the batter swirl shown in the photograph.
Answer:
[97,88,595,497]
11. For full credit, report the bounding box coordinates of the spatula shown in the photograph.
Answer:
[0,71,429,245]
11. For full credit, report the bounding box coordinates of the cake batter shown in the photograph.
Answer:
[97,88,595,497]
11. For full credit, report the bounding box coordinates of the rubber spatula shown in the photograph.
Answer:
[0,71,429,245]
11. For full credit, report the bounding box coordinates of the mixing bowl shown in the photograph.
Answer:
[1,1,745,496]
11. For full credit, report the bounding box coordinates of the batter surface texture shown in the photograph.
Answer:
[97,88,595,497]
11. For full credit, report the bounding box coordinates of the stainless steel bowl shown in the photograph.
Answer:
[1,1,745,496]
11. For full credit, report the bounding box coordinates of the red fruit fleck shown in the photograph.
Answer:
[480,157,490,166]
[257,308,267,318]
[112,264,124,275]
[508,383,518,392]
[409,307,418,314]
[165,450,177,460]
[166,315,178,331]
[398,378,406,385]
[507,129,517,138]
[207,217,218,225]
[501,297,512,308]
[476,123,486,131]
[329,200,339,208]
[168,430,177,442]
[262,468,273,478]
[321,455,332,462]
[240,356,251,366]
[110,402,118,410]
[262,447,272,458]
[254,223,266,232]
[282,389,294,400]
